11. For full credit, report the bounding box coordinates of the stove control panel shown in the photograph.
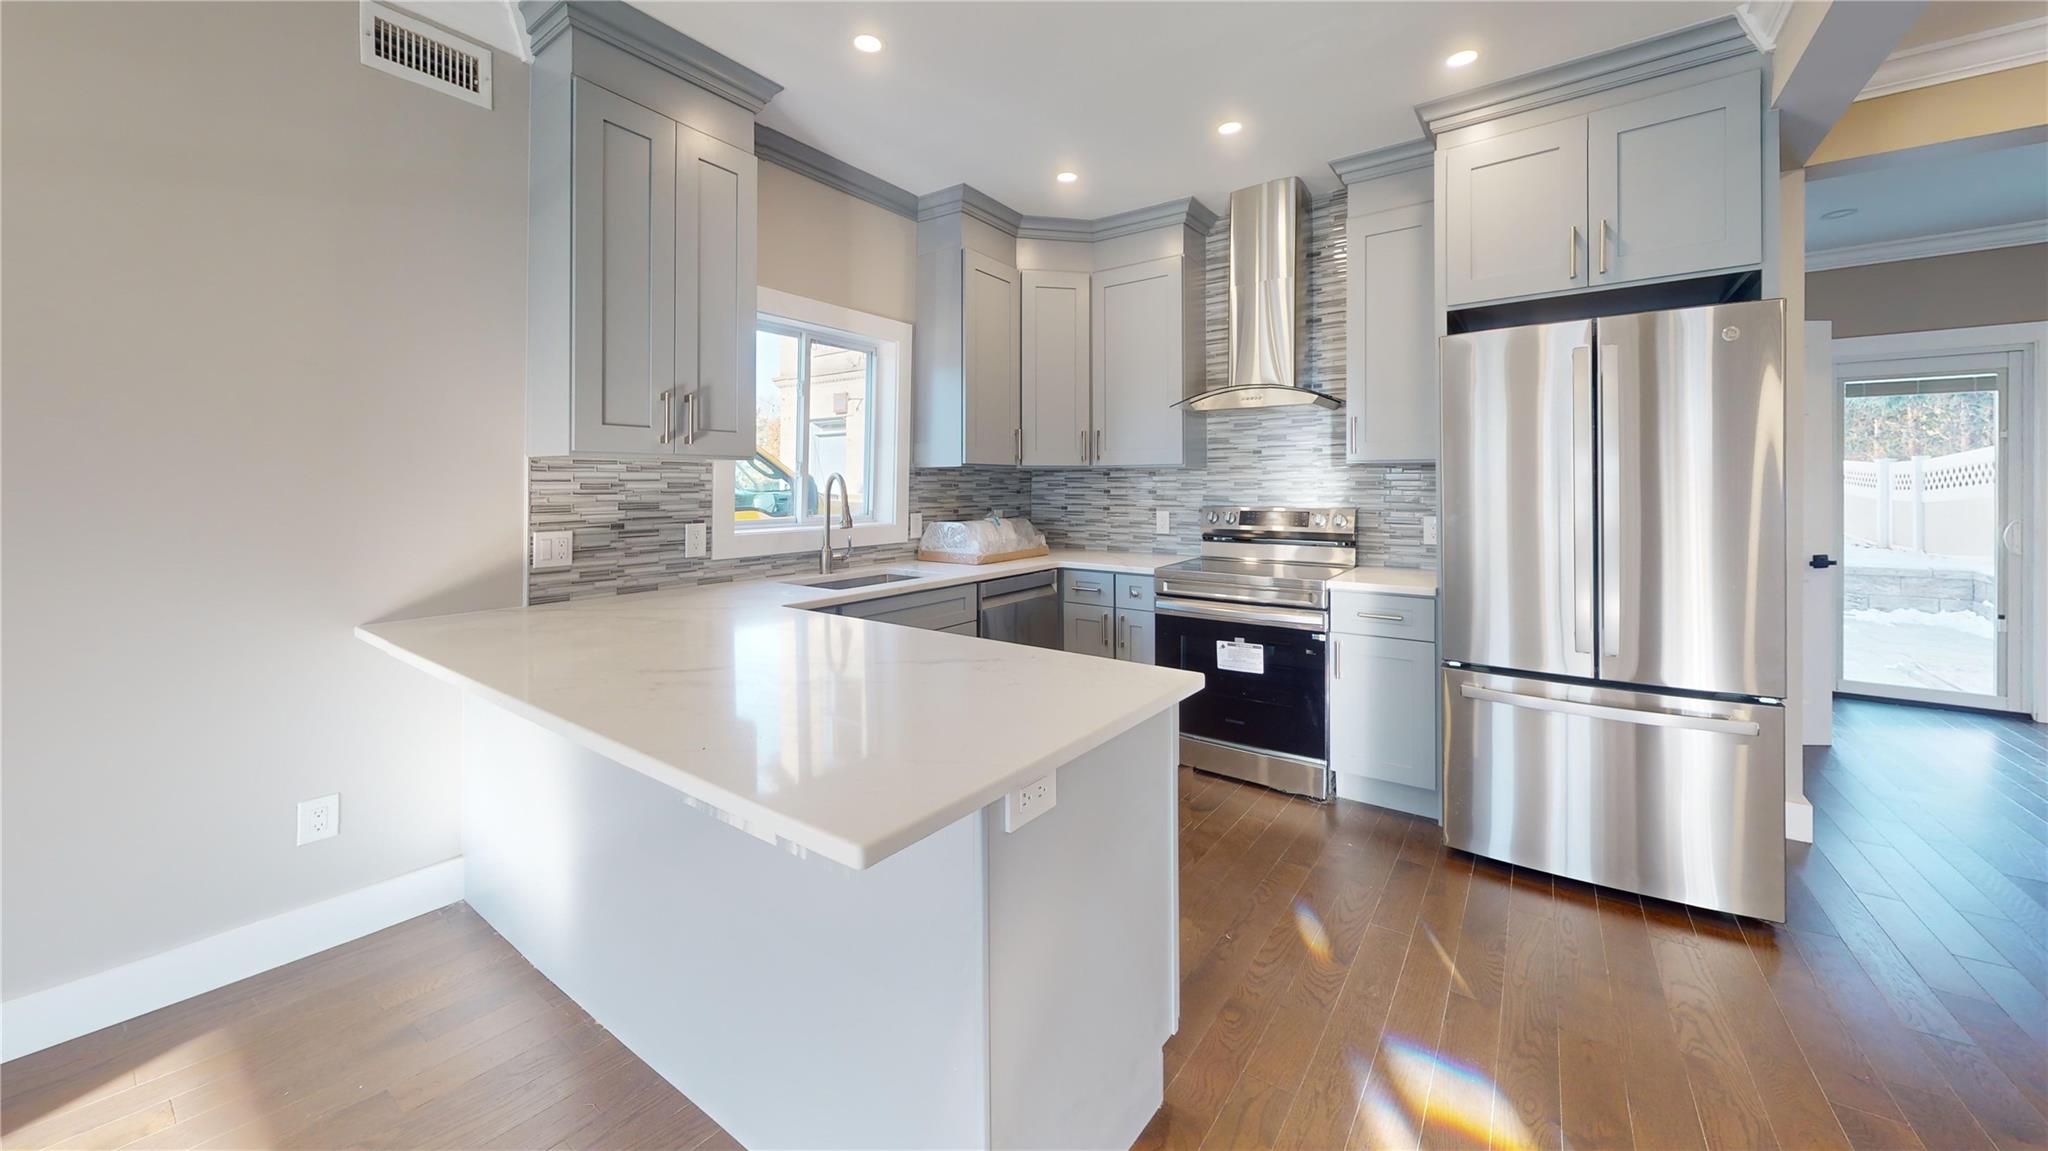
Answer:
[1197,505,1357,543]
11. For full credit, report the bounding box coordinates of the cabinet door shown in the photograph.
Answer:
[673,124,758,459]
[1328,633,1437,792]
[571,79,676,455]
[1587,71,1761,286]
[962,250,1022,466]
[1092,257,1187,467]
[1064,604,1113,657]
[1021,270,1091,467]
[1115,608,1155,664]
[1443,117,1588,307]
[1346,202,1437,464]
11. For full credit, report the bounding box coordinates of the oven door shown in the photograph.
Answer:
[1155,597,1328,764]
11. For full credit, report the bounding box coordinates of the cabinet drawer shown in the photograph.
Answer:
[1114,574,1155,611]
[837,584,979,630]
[1332,592,1435,641]
[1062,569,1113,606]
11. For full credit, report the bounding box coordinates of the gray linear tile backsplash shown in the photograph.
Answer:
[527,186,1436,603]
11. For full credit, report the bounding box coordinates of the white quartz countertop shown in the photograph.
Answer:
[1328,565,1438,596]
[357,550,1201,871]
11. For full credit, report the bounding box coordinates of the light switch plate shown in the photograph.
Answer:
[1423,515,1439,547]
[685,522,708,558]
[1156,509,1171,534]
[531,531,573,571]
[909,512,924,541]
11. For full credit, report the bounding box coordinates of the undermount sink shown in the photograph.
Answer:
[790,571,921,591]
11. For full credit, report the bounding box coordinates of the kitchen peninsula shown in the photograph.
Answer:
[357,552,1201,1150]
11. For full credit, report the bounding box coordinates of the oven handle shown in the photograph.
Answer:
[1156,596,1328,632]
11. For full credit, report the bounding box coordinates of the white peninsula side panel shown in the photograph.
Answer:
[460,697,1177,1150]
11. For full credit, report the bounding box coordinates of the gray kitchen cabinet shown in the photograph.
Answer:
[838,583,979,631]
[1587,71,1761,287]
[1064,604,1114,657]
[1114,608,1155,665]
[1442,117,1587,307]
[1092,256,1197,467]
[1021,270,1091,467]
[1329,631,1438,799]
[672,122,759,458]
[1344,201,1436,464]
[1061,569,1113,608]
[543,77,758,459]
[915,248,1022,467]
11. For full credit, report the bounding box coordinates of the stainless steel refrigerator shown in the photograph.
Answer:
[1439,300,1787,921]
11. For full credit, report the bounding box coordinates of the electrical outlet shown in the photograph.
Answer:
[685,522,708,558]
[909,512,925,541]
[531,530,573,571]
[1423,515,1439,547]
[297,794,339,845]
[1003,772,1057,832]
[1156,509,1171,534]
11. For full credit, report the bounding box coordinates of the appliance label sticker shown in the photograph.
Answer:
[1217,640,1265,674]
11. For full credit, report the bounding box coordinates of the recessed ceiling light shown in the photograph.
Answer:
[1821,207,1859,220]
[852,34,883,53]
[1446,49,1479,68]
[1056,171,1078,184]
[1217,121,1243,136]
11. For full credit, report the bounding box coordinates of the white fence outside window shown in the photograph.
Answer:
[1842,446,1996,559]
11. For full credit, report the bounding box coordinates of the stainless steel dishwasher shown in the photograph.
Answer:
[977,571,1061,649]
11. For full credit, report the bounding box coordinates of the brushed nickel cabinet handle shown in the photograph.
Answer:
[1094,428,1103,461]
[1080,428,1088,463]
[1015,427,1022,465]
[1568,224,1579,281]
[659,389,673,445]
[1356,611,1407,622]
[1598,218,1609,275]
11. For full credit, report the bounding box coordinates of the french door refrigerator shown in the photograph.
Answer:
[1439,300,1788,921]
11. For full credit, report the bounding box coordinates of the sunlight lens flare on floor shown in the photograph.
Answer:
[1347,1036,1536,1151]
[1291,898,1332,964]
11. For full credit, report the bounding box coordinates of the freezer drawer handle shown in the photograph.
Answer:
[1356,611,1407,622]
[1458,684,1760,737]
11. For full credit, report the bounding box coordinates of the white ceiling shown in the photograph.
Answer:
[1807,139,2048,251]
[635,1,1733,218]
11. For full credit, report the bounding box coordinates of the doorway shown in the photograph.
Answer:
[1837,349,2026,711]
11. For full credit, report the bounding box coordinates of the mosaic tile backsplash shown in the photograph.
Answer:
[528,186,1437,603]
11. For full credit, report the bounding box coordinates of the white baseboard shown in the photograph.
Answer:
[1786,798,1814,844]
[1,857,464,1062]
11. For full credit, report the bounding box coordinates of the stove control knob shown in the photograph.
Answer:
[1205,511,1218,524]
[1311,513,1325,527]
[1334,514,1348,529]
[1224,511,1238,524]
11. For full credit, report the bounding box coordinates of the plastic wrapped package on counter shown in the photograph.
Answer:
[915,513,1050,564]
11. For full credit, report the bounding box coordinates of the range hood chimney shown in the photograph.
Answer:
[1179,176,1338,413]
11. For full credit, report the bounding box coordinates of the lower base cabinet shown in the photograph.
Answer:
[1065,604,1113,656]
[1114,608,1153,664]
[1329,594,1439,819]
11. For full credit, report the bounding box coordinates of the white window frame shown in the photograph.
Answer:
[713,288,914,559]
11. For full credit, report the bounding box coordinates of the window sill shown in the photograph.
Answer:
[720,520,909,559]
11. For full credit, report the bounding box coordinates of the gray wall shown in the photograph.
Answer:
[2,2,530,997]
[1808,244,2048,338]
[530,186,1438,601]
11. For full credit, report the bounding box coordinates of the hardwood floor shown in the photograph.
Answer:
[1137,698,2048,1151]
[5,698,2042,1150]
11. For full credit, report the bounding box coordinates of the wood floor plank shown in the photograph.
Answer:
[1554,882,1634,1151]
[1650,929,1780,1150]
[1737,919,1907,1125]
[1412,858,1513,1151]
[1596,893,1710,1151]
[1833,1103,1929,1151]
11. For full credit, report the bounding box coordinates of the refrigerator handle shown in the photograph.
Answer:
[1459,684,1761,737]
[1599,343,1623,659]
[1571,345,1594,655]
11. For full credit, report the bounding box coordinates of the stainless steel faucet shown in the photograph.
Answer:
[819,473,854,574]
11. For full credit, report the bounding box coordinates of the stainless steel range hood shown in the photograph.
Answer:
[1179,176,1338,413]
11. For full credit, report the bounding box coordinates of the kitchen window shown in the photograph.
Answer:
[713,288,912,558]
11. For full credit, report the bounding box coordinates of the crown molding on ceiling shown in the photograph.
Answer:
[1017,197,1218,242]
[1806,219,2048,271]
[1416,14,1756,137]
[1856,17,2048,101]
[916,184,1025,234]
[754,126,918,219]
[522,0,783,113]
[1733,1,1795,53]
[1328,139,1434,186]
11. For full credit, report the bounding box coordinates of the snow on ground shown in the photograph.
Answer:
[1845,541,1994,575]
[1845,606,1996,638]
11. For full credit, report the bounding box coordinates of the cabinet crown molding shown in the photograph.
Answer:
[754,125,917,219]
[1329,139,1434,186]
[522,0,783,113]
[1017,197,1218,242]
[917,184,1024,233]
[1415,13,1754,137]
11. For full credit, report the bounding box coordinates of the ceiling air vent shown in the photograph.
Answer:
[359,2,492,109]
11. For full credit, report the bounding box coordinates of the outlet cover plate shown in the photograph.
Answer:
[1423,515,1439,546]
[1003,772,1057,832]
[297,794,339,845]
[1155,509,1171,534]
[684,522,708,558]
[531,531,574,571]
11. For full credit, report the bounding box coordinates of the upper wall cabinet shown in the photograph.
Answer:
[1092,255,1197,468]
[915,246,1022,467]
[1021,270,1090,467]
[525,1,779,459]
[1346,201,1437,464]
[1432,29,1763,310]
